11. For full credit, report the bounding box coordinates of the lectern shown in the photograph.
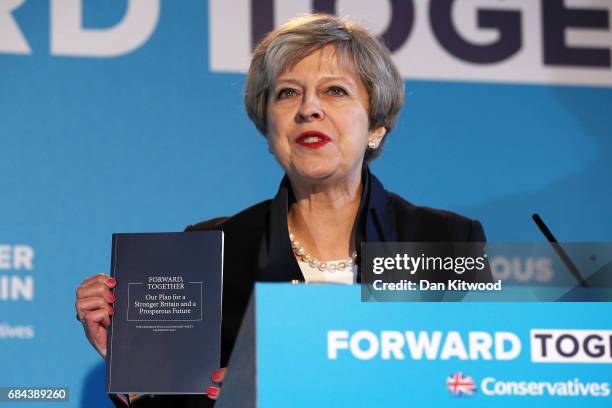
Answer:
[217,284,611,407]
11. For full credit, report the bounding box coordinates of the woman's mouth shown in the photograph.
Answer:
[295,131,331,149]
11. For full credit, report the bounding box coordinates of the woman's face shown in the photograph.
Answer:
[266,45,386,187]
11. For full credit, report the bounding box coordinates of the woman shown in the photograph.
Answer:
[75,14,487,407]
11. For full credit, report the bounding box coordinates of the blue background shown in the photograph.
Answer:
[1,1,611,407]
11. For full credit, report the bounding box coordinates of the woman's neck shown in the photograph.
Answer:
[287,176,363,262]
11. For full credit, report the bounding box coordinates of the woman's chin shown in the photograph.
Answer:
[290,165,351,186]
[287,163,332,181]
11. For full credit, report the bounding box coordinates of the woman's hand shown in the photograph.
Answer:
[75,273,117,358]
[207,367,226,400]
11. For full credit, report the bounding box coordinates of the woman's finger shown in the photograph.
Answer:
[76,283,116,303]
[76,297,114,320]
[207,367,227,400]
[206,386,220,400]
[211,367,227,383]
[80,273,113,288]
[83,308,112,329]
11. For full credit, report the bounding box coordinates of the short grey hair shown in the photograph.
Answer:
[244,14,404,163]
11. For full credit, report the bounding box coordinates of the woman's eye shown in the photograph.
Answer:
[327,86,348,96]
[277,88,297,99]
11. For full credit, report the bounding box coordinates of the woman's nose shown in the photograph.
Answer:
[296,95,323,122]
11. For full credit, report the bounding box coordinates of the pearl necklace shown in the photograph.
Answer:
[289,230,357,272]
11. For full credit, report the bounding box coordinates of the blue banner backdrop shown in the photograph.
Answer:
[1,1,611,407]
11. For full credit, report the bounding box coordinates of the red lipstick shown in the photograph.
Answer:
[295,131,331,149]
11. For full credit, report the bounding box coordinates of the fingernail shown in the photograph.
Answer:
[212,370,222,382]
[207,387,219,398]
[107,278,116,286]
[108,293,116,302]
[107,306,115,315]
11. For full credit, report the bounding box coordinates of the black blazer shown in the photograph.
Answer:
[116,170,487,408]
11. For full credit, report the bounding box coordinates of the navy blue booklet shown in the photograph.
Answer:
[105,231,223,394]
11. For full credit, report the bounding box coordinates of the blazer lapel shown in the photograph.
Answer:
[256,176,304,282]
[353,169,398,283]
[363,169,398,243]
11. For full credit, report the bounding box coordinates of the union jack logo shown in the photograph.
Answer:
[447,372,477,396]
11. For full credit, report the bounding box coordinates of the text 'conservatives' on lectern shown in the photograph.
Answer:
[216,284,612,408]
